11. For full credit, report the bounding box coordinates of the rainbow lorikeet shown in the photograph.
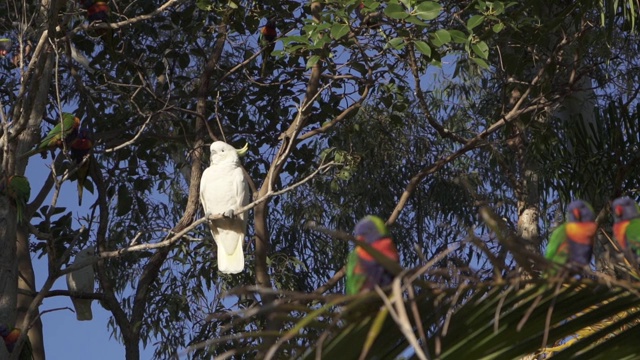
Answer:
[0,38,11,58]
[0,325,33,360]
[612,196,640,258]
[79,0,109,22]
[259,19,277,78]
[544,200,597,274]
[70,128,94,205]
[346,215,399,295]
[3,175,31,224]
[355,1,380,27]
[20,113,81,159]
[79,0,112,42]
[355,2,366,21]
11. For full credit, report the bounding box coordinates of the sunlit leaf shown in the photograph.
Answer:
[430,29,452,47]
[415,1,442,20]
[384,3,409,19]
[414,40,432,57]
[467,15,484,30]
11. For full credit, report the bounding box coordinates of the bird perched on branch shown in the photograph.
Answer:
[78,0,112,43]
[0,38,11,58]
[0,324,33,360]
[200,141,250,274]
[20,113,81,159]
[3,175,31,225]
[612,196,640,259]
[259,19,277,78]
[66,247,96,321]
[355,1,381,27]
[70,128,94,205]
[346,215,399,295]
[544,200,597,275]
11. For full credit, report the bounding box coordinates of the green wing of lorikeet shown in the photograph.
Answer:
[544,223,568,276]
[624,218,640,256]
[20,113,80,158]
[346,250,365,295]
[19,335,33,360]
[7,175,31,224]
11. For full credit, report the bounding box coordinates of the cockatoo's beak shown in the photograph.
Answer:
[236,142,249,157]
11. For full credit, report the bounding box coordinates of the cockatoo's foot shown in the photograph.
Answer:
[222,209,236,218]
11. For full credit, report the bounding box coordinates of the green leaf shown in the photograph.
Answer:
[415,1,442,20]
[467,15,485,30]
[306,55,321,69]
[405,15,427,26]
[178,53,190,69]
[491,1,505,15]
[449,30,468,44]
[84,179,95,194]
[430,29,452,47]
[116,185,133,216]
[414,40,431,57]
[492,22,505,33]
[471,57,490,69]
[388,37,405,50]
[471,41,489,59]
[384,3,409,19]
[195,0,213,11]
[331,23,350,40]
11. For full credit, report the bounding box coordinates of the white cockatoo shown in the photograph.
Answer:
[66,247,95,321]
[200,141,250,274]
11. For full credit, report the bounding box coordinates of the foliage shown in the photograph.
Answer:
[2,0,640,359]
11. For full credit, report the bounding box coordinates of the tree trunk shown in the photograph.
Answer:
[0,196,18,333]
[16,227,45,360]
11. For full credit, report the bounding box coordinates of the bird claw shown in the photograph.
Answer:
[222,209,236,218]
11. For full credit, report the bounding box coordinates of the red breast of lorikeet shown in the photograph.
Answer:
[261,20,277,43]
[346,215,399,295]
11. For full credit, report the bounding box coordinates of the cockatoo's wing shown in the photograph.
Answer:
[66,248,95,321]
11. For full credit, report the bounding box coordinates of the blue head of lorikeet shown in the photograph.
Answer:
[567,199,596,222]
[354,215,389,244]
[612,197,639,222]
